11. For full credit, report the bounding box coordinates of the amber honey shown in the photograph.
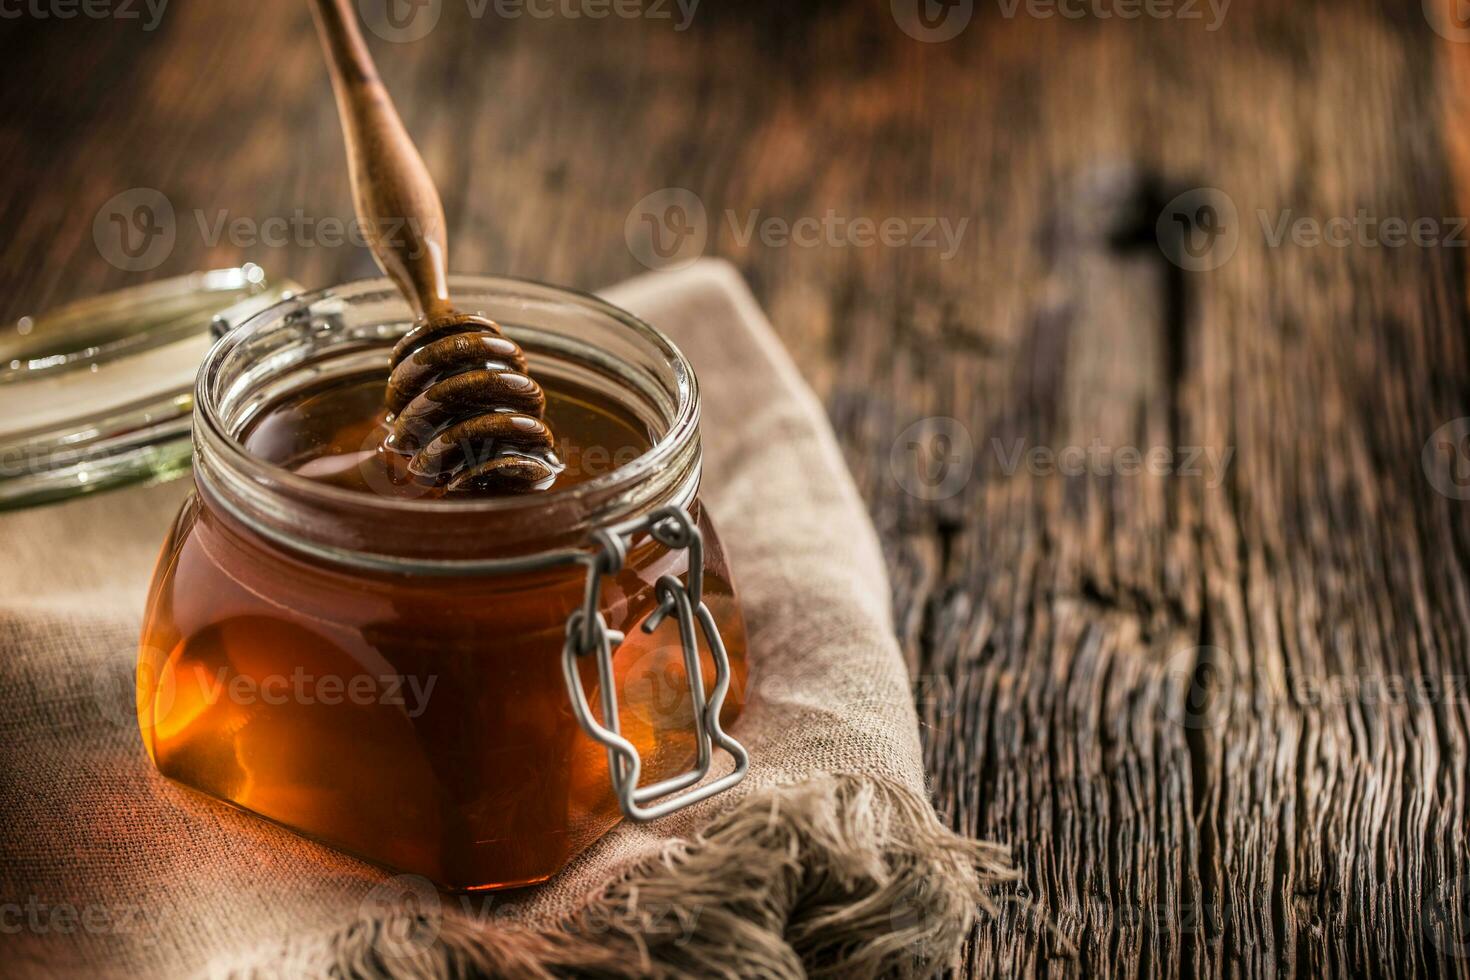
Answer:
[138,366,747,891]
[243,371,651,498]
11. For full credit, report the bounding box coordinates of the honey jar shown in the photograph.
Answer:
[135,275,750,891]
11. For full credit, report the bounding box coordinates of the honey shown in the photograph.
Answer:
[241,370,649,499]
[138,325,748,891]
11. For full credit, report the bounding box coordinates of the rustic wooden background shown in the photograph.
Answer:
[5,0,1470,975]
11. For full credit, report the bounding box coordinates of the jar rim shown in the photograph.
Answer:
[198,274,699,516]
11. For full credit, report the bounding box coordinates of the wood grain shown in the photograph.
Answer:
[4,0,1470,975]
[307,0,454,318]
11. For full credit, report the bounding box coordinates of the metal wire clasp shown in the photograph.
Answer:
[560,505,749,822]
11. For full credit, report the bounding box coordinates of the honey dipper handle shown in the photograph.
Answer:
[308,0,452,320]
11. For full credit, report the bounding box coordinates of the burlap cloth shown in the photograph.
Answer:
[0,260,1014,979]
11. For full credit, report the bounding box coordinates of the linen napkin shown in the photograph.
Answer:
[0,260,1014,979]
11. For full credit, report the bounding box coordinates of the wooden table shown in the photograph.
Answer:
[5,0,1470,974]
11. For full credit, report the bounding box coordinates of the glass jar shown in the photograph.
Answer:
[136,276,749,892]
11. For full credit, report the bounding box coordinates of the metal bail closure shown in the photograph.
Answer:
[560,505,750,822]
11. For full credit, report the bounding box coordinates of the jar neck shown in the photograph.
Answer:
[192,276,703,573]
[193,433,702,573]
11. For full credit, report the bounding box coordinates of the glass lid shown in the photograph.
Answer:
[0,265,300,511]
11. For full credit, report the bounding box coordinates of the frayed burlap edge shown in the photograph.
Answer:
[216,774,1018,980]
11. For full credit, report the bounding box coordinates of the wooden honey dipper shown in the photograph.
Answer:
[308,0,561,492]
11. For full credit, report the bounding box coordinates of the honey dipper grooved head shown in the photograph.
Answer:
[384,312,560,491]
